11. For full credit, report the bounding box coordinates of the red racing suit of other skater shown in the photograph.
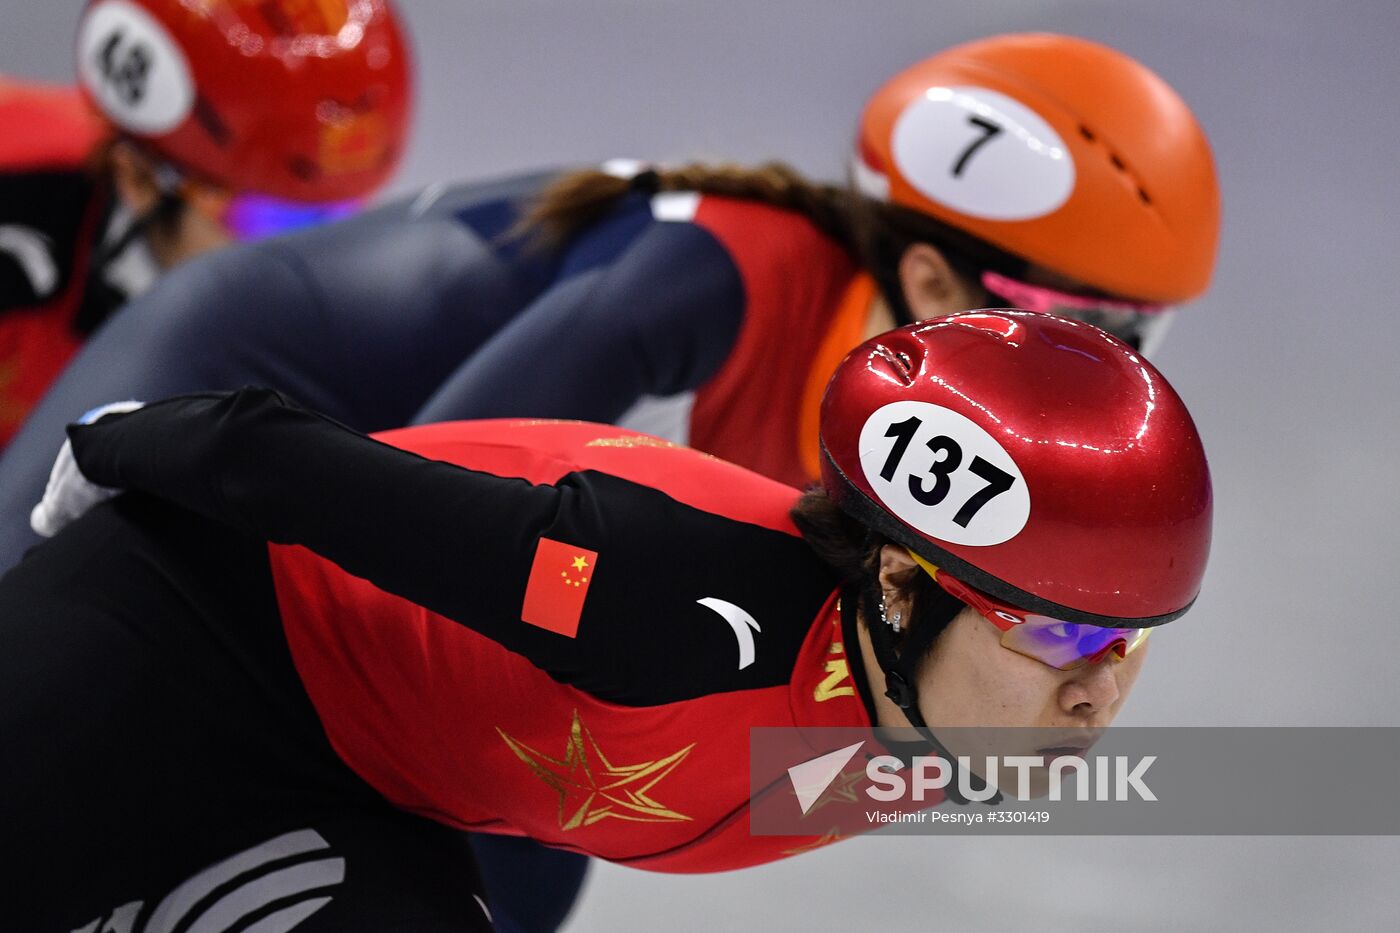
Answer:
[0,78,114,447]
[68,389,905,872]
[0,172,868,570]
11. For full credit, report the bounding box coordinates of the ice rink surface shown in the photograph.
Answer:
[6,1,1398,929]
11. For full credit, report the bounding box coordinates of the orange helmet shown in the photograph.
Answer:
[855,34,1219,304]
[75,0,412,203]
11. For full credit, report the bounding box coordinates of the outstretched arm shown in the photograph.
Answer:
[66,388,832,703]
[68,388,568,636]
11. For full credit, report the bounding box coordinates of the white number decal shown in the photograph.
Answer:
[78,0,194,134]
[859,401,1030,546]
[890,86,1074,221]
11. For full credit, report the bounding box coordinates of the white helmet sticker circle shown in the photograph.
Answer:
[858,400,1030,547]
[78,0,195,136]
[891,86,1074,221]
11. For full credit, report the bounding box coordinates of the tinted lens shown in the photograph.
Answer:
[910,552,1156,672]
[1001,617,1150,671]
[980,271,1172,353]
[1050,306,1146,346]
[222,194,359,241]
[1043,307,1176,354]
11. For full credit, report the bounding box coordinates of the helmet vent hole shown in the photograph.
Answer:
[1137,187,1152,205]
[873,347,916,384]
[193,99,232,147]
[288,156,320,181]
[1079,125,1096,142]
[1109,153,1126,172]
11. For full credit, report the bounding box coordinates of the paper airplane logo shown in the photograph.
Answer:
[787,741,866,815]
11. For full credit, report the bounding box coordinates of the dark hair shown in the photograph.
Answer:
[517,162,1031,322]
[517,161,857,252]
[847,197,1030,322]
[790,486,961,655]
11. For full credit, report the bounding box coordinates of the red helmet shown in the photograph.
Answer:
[855,34,1219,304]
[819,311,1211,625]
[75,0,412,202]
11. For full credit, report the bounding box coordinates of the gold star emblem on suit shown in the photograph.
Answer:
[497,710,695,831]
[793,767,866,817]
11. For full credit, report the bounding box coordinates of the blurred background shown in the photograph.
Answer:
[6,0,1399,929]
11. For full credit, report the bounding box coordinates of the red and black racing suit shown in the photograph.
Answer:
[0,77,115,448]
[0,390,908,931]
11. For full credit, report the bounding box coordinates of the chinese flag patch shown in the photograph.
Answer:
[521,537,599,638]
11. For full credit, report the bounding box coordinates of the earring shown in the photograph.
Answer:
[879,591,903,633]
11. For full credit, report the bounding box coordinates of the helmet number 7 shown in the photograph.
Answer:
[952,116,1002,178]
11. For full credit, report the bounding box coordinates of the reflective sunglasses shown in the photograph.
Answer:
[149,156,360,242]
[906,550,1150,671]
[221,193,360,241]
[981,270,1174,354]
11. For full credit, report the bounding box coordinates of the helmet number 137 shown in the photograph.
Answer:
[880,416,1015,527]
[858,401,1031,547]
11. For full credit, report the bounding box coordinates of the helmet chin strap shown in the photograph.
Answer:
[856,576,1003,806]
[92,154,188,274]
[73,179,184,335]
[90,191,181,269]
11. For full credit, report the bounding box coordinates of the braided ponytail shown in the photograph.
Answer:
[516,160,1028,321]
[518,161,859,257]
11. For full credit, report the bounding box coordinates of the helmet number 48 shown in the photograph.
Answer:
[95,29,152,106]
[78,0,196,135]
[859,401,1031,547]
